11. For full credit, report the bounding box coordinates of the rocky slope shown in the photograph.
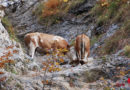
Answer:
[0,0,129,90]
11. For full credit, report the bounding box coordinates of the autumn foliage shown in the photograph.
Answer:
[0,45,17,76]
[0,51,14,68]
[42,0,62,17]
[42,48,67,73]
[0,46,18,82]
[45,0,61,9]
[42,48,68,85]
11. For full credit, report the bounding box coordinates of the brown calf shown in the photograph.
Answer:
[24,32,69,58]
[74,34,90,65]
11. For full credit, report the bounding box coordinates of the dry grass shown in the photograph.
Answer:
[124,45,130,58]
[102,20,130,54]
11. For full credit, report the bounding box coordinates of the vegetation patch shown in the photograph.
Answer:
[101,20,130,54]
[83,70,108,83]
[15,83,24,90]
[33,0,85,27]
[124,45,130,58]
[91,34,103,46]
[1,16,19,42]
[91,0,129,26]
[90,0,130,55]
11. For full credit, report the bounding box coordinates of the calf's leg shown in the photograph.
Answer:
[28,42,36,59]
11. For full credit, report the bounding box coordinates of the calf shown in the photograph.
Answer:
[74,34,90,65]
[24,32,69,58]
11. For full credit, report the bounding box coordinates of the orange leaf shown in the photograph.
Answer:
[55,62,59,65]
[59,58,64,63]
[42,68,46,71]
[0,71,4,74]
[0,76,6,82]
[120,71,125,76]
[42,80,49,84]
[13,50,18,53]
[6,45,14,50]
[0,62,4,68]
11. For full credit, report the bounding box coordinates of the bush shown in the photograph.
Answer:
[42,0,62,18]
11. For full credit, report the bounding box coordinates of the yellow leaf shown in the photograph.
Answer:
[48,68,52,72]
[120,71,125,76]
[100,77,104,80]
[59,58,64,63]
[63,48,68,52]
[63,0,68,2]
[46,53,50,56]
[101,2,108,7]
[53,68,56,72]
[56,68,61,71]
[55,62,59,65]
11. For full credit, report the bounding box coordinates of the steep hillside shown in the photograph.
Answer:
[90,0,130,57]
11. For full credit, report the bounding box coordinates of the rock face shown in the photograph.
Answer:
[5,0,45,38]
[0,9,24,62]
[0,4,26,89]
[5,0,97,41]
[69,0,96,14]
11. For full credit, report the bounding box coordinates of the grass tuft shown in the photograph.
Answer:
[1,16,19,42]
[124,45,130,58]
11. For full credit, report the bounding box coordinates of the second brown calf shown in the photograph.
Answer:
[74,34,90,65]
